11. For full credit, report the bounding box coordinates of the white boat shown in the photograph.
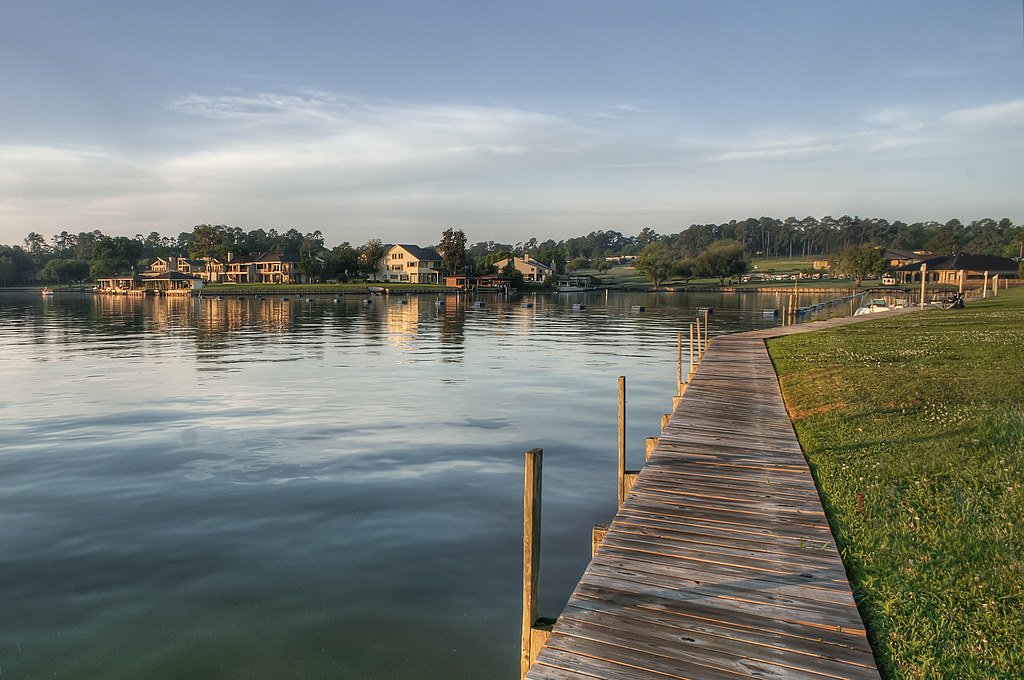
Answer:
[853,298,891,316]
[41,287,54,296]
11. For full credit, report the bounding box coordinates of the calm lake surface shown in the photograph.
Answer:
[0,289,851,679]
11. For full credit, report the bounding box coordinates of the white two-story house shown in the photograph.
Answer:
[375,244,444,283]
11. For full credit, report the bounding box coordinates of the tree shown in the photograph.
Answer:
[693,240,749,285]
[298,257,322,282]
[358,239,387,280]
[829,244,885,287]
[327,242,359,282]
[438,228,467,276]
[635,242,677,288]
[500,260,525,289]
[189,224,229,259]
[37,258,90,286]
[90,236,144,279]
[567,257,589,272]
[536,247,566,274]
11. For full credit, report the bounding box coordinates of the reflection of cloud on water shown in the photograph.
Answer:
[461,417,515,430]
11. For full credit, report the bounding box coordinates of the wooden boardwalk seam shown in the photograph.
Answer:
[523,310,917,680]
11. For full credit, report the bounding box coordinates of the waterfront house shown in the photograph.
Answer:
[492,255,555,282]
[97,270,203,294]
[893,252,1019,285]
[374,244,443,284]
[222,251,308,284]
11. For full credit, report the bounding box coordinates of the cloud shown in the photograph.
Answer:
[944,98,1024,127]
[709,143,839,162]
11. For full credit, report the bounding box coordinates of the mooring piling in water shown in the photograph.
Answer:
[521,448,553,678]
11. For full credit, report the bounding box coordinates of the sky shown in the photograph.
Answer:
[2,0,1023,249]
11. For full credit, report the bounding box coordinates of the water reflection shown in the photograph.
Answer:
[0,288,853,679]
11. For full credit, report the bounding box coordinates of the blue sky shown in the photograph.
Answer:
[2,0,1022,248]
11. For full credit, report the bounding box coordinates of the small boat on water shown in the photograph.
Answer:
[853,298,891,316]
[41,287,54,296]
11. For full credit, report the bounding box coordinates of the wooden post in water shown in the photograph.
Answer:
[983,270,989,298]
[676,331,683,394]
[959,269,965,296]
[618,376,626,507]
[993,274,999,296]
[521,448,551,677]
[522,448,542,678]
[695,314,701,359]
[661,414,671,431]
[646,436,658,460]
[703,310,709,354]
[688,324,695,380]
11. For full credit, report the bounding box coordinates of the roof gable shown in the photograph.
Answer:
[894,252,1018,273]
[392,244,442,261]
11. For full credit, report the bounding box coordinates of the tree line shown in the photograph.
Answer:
[3,215,1021,287]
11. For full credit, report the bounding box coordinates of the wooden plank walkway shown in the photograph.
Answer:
[524,310,911,680]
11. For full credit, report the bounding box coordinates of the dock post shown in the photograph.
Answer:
[702,310,709,355]
[983,270,989,298]
[661,414,671,431]
[695,315,702,359]
[677,331,683,394]
[646,436,658,460]
[521,448,550,678]
[618,376,626,507]
[688,324,695,381]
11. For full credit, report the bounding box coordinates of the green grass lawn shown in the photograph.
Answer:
[766,287,1024,679]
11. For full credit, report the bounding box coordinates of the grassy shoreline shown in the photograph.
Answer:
[766,288,1024,679]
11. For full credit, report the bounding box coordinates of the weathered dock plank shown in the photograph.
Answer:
[526,317,883,679]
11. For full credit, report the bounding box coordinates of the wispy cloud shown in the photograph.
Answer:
[944,98,1024,127]
[709,144,838,162]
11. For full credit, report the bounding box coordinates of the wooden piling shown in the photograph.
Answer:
[646,436,658,460]
[522,448,545,678]
[591,522,609,556]
[661,414,671,431]
[617,376,626,507]
[676,331,682,394]
[695,315,701,359]
[702,310,709,355]
[688,324,695,380]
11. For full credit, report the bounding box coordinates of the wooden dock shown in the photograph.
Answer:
[524,313,896,680]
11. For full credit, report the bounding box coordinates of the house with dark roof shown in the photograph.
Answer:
[492,255,555,282]
[374,244,443,283]
[893,253,1019,285]
[222,251,308,284]
[97,270,203,294]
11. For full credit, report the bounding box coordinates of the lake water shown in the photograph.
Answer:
[0,288,851,679]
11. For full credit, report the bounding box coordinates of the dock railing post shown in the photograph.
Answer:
[618,376,626,507]
[522,448,543,678]
[695,314,701,359]
[703,310,709,354]
[688,324,694,380]
[677,331,683,394]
